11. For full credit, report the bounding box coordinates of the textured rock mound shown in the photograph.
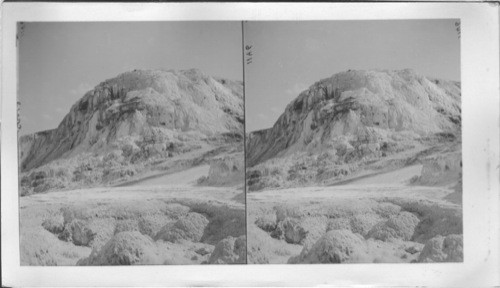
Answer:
[271,217,308,244]
[154,212,209,243]
[66,220,96,246]
[418,234,463,262]
[198,152,244,186]
[367,211,420,241]
[137,215,171,238]
[255,214,277,232]
[45,210,96,247]
[20,69,243,171]
[349,214,383,237]
[41,215,65,234]
[288,229,367,264]
[247,69,460,167]
[77,231,160,265]
[208,236,246,264]
[417,151,462,186]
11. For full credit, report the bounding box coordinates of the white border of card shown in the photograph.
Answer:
[2,2,499,287]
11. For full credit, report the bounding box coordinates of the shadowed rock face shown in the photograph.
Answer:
[246,69,461,167]
[19,69,243,171]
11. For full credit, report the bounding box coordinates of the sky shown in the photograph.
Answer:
[244,20,461,132]
[18,22,243,135]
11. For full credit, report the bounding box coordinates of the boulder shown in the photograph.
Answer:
[77,231,160,265]
[69,220,96,246]
[289,229,367,264]
[207,236,246,264]
[255,214,277,232]
[367,211,420,241]
[41,215,65,234]
[418,234,463,262]
[154,212,209,243]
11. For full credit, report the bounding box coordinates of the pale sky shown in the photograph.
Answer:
[245,20,461,132]
[19,22,242,135]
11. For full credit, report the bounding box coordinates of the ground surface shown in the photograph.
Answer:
[247,160,462,264]
[20,164,245,266]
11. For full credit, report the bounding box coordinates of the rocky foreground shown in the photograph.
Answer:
[247,151,462,264]
[21,181,246,265]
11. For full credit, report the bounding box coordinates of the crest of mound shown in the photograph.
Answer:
[246,69,461,166]
[20,69,244,170]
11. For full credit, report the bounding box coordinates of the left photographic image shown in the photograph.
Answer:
[17,22,246,265]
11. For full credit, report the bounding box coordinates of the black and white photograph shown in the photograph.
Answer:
[245,20,463,264]
[1,2,499,287]
[17,22,246,265]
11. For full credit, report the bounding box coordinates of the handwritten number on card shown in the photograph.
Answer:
[455,21,461,39]
[245,45,253,65]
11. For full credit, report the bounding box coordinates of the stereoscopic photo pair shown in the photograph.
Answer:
[17,20,462,266]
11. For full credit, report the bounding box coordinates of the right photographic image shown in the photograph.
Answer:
[244,20,462,264]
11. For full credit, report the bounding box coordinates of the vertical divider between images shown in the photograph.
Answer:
[16,21,22,263]
[241,20,248,265]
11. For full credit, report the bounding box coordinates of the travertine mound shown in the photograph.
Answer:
[77,231,160,265]
[255,213,278,232]
[271,217,308,244]
[418,234,463,262]
[288,229,367,264]
[367,211,420,242]
[20,69,243,171]
[154,212,209,243]
[416,151,462,186]
[199,152,244,186]
[207,235,246,264]
[41,215,65,234]
[247,69,460,167]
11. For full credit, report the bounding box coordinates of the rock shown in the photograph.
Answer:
[349,214,382,237]
[417,152,462,186]
[200,153,244,186]
[411,205,463,243]
[195,247,212,256]
[405,246,420,254]
[41,215,65,234]
[137,215,169,238]
[154,212,209,243]
[418,234,463,262]
[57,218,95,246]
[77,231,160,265]
[289,229,367,264]
[367,211,420,241]
[69,220,96,246]
[280,218,308,244]
[208,236,246,264]
[196,207,246,245]
[255,214,277,232]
